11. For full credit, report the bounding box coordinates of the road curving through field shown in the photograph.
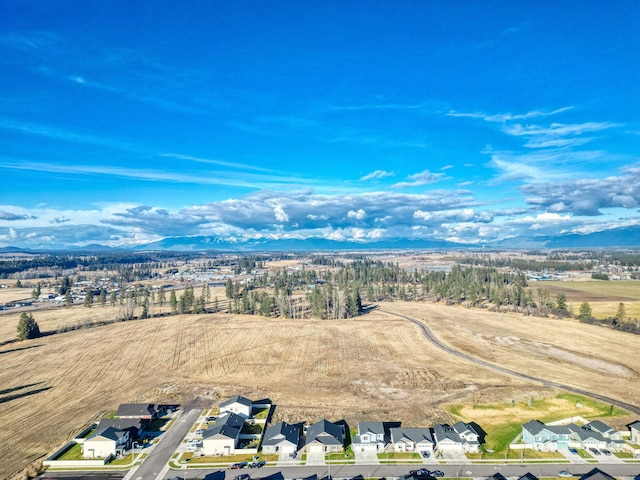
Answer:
[380,309,640,416]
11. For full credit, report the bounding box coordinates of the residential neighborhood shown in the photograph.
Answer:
[42,394,640,480]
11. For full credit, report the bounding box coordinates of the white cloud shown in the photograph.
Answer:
[393,170,444,188]
[348,209,366,220]
[360,170,395,181]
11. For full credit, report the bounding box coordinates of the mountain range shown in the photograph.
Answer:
[2,225,640,253]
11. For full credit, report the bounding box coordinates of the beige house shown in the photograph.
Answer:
[202,412,244,456]
[82,427,129,459]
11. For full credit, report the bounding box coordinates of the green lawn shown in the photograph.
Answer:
[58,443,84,460]
[377,452,420,460]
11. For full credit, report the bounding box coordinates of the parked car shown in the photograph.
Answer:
[195,429,204,436]
[421,450,430,458]
[206,416,217,422]
[558,471,573,478]
[588,447,600,455]
[234,475,250,480]
[431,471,444,477]
[186,439,202,450]
[229,463,244,469]
[601,448,611,456]
[568,447,578,455]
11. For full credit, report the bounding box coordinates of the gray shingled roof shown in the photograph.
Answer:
[433,424,462,443]
[96,418,144,433]
[390,427,434,445]
[89,426,127,442]
[203,412,244,440]
[220,395,252,408]
[585,421,615,436]
[262,421,300,447]
[305,419,344,446]
[568,424,604,442]
[357,421,385,437]
[114,403,156,418]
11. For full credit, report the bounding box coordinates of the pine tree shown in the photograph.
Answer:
[17,312,40,340]
[169,290,177,314]
[578,302,592,322]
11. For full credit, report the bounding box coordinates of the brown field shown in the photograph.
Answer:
[1,299,640,479]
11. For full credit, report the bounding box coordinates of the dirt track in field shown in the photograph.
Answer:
[1,301,639,478]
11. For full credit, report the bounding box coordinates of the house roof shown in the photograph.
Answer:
[584,420,615,435]
[357,421,385,437]
[220,395,252,409]
[517,473,538,480]
[433,424,462,443]
[114,403,156,418]
[628,420,640,430]
[262,421,300,447]
[203,412,244,440]
[390,427,434,445]
[88,426,127,442]
[579,468,616,480]
[305,419,344,446]
[96,418,144,432]
[568,424,604,442]
[453,421,479,437]
[522,420,569,436]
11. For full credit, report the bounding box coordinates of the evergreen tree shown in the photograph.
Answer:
[110,290,117,307]
[17,312,40,340]
[99,289,107,307]
[578,302,593,322]
[556,293,568,312]
[64,289,72,306]
[615,302,626,323]
[158,286,166,307]
[83,290,93,308]
[169,290,177,314]
[15,279,23,288]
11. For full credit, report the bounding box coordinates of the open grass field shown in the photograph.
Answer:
[1,298,639,478]
[447,392,628,453]
[532,280,640,319]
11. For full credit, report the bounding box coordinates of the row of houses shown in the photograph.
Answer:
[201,396,482,458]
[521,419,640,452]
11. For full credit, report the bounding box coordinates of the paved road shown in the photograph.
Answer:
[380,309,640,416]
[163,462,640,479]
[126,408,201,480]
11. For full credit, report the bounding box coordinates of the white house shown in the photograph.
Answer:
[219,395,253,419]
[352,422,386,452]
[82,427,129,459]
[202,412,244,456]
[390,427,434,454]
[261,421,300,455]
[304,419,345,454]
[629,421,640,444]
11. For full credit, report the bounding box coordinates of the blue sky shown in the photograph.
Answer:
[1,0,639,248]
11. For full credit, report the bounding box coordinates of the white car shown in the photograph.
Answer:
[186,440,202,451]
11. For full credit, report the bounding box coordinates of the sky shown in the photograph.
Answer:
[1,0,639,249]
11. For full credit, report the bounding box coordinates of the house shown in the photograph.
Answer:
[202,411,244,456]
[629,420,640,443]
[219,395,253,419]
[521,420,570,451]
[114,403,158,421]
[96,418,146,441]
[82,426,129,459]
[452,421,481,453]
[567,424,607,451]
[433,424,463,452]
[304,419,345,454]
[390,427,434,454]
[261,421,301,456]
[517,474,538,480]
[352,422,386,453]
[584,420,623,440]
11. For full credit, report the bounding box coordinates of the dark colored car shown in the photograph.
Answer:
[431,471,444,477]
[229,463,245,469]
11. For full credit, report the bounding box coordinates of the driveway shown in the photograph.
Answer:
[558,448,587,464]
[354,448,379,465]
[305,450,325,465]
[439,449,471,464]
